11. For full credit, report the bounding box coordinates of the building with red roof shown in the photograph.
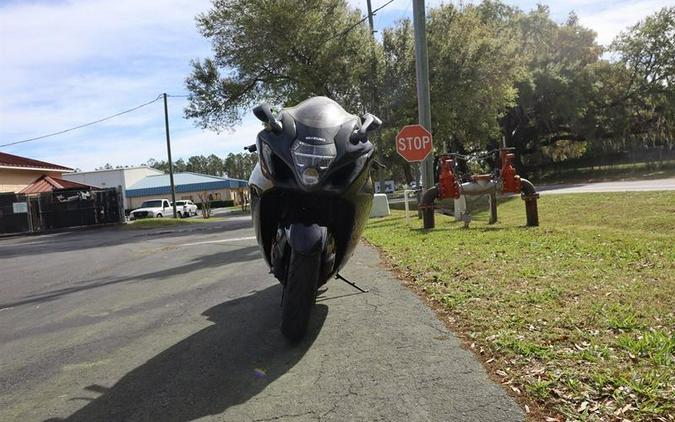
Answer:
[0,152,74,193]
[19,175,95,194]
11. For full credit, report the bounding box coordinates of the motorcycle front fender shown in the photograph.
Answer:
[286,224,326,256]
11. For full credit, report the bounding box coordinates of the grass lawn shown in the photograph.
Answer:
[364,192,674,421]
[124,217,225,229]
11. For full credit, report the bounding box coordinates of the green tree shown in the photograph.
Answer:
[379,18,417,183]
[205,154,224,176]
[499,6,603,173]
[428,3,524,151]
[183,0,674,182]
[174,158,187,172]
[223,153,258,180]
[609,7,675,151]
[378,6,525,181]
[185,0,377,131]
[186,155,209,173]
[223,152,257,179]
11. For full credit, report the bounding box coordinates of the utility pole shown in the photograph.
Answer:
[366,0,386,194]
[163,93,178,218]
[412,0,434,191]
[366,0,375,30]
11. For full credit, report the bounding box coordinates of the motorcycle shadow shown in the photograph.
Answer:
[48,285,327,422]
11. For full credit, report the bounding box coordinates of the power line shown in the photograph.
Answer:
[325,0,395,43]
[371,0,396,18]
[400,0,412,22]
[0,94,165,148]
[1,0,394,150]
[369,0,396,19]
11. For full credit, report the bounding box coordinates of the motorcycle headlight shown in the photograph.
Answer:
[291,140,337,186]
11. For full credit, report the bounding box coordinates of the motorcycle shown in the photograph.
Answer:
[247,96,381,341]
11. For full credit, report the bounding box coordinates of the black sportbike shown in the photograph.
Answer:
[247,96,381,341]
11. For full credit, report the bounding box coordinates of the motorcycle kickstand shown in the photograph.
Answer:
[335,273,369,293]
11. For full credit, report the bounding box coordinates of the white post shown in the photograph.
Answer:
[454,195,466,221]
[404,189,413,225]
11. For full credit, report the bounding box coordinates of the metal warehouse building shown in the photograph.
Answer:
[125,172,248,209]
[62,166,164,209]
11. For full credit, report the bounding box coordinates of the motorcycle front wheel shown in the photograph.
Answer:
[281,249,320,342]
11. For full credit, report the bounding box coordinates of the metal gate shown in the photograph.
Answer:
[0,188,123,234]
[0,193,31,234]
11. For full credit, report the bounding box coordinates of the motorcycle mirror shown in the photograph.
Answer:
[349,113,382,144]
[361,113,382,133]
[253,103,282,133]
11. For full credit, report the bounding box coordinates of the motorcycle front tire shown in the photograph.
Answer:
[281,250,320,342]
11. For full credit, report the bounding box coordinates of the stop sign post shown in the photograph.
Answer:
[396,125,433,162]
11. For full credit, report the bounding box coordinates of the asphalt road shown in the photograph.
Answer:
[0,217,522,422]
[537,176,675,194]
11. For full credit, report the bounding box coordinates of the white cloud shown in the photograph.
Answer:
[0,0,210,67]
[0,0,222,170]
[575,0,669,46]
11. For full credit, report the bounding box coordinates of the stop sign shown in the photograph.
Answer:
[396,125,433,162]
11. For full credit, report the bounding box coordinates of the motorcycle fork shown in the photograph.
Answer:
[274,225,368,297]
[271,227,290,283]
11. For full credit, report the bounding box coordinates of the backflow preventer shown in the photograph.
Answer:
[419,148,539,229]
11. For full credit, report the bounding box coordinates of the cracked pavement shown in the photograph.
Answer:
[0,217,523,421]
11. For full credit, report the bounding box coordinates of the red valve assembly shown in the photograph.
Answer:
[420,147,539,229]
[500,150,521,194]
[438,154,461,200]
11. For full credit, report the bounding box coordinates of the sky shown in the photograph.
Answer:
[0,0,669,171]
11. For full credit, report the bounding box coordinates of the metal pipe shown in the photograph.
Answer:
[420,179,538,230]
[421,185,438,229]
[520,178,536,195]
[520,178,539,227]
[460,180,497,195]
[488,192,497,224]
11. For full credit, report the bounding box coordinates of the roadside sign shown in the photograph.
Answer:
[13,202,28,214]
[396,125,433,162]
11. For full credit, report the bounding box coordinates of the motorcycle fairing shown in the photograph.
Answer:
[249,97,375,285]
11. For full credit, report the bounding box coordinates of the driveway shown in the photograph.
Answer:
[0,217,522,421]
[536,177,675,194]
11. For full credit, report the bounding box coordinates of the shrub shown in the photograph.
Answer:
[196,199,234,210]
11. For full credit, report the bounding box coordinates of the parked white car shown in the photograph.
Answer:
[129,199,172,220]
[173,200,198,218]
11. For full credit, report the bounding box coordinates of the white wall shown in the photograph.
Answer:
[63,167,163,209]
[63,169,120,189]
[123,167,162,188]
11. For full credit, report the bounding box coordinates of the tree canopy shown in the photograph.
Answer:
[185,1,675,180]
[185,0,376,131]
[146,152,256,180]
